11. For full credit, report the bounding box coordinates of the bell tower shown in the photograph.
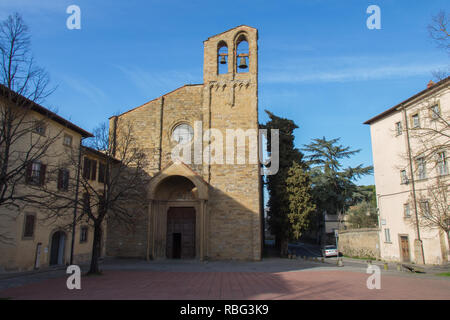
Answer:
[203,25,258,85]
[201,26,261,261]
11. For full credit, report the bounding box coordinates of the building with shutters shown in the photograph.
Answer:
[364,77,450,265]
[0,85,109,271]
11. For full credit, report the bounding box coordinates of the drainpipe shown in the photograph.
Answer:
[70,137,84,265]
[111,116,118,158]
[402,107,425,264]
[158,97,164,171]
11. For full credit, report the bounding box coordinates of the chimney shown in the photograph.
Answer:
[427,80,435,89]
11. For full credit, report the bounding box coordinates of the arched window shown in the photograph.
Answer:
[235,34,249,73]
[217,41,228,74]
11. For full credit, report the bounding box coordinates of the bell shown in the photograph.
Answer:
[219,55,227,64]
[238,56,248,69]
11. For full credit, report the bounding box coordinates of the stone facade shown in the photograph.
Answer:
[338,228,381,259]
[106,26,262,261]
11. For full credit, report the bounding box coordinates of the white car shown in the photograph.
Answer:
[322,245,338,257]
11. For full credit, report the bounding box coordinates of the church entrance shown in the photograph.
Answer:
[166,207,196,259]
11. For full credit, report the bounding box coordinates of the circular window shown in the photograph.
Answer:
[171,123,194,144]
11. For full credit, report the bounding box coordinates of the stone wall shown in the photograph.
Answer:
[338,228,380,259]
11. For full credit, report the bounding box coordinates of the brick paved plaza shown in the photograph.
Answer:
[0,259,449,300]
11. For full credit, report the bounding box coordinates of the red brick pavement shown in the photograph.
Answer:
[1,270,449,300]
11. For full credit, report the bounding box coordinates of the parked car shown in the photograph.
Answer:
[321,245,338,257]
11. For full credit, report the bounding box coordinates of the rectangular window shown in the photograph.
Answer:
[420,201,431,218]
[404,203,411,218]
[31,162,41,184]
[400,170,408,184]
[34,121,46,136]
[416,157,426,180]
[63,134,73,147]
[437,152,448,176]
[98,163,106,183]
[80,226,88,243]
[82,157,97,181]
[395,122,402,135]
[58,169,70,191]
[26,161,46,186]
[412,114,420,128]
[431,104,440,119]
[23,214,35,238]
[384,228,391,243]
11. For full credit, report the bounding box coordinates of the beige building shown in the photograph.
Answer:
[0,85,107,271]
[365,77,450,265]
[106,26,263,261]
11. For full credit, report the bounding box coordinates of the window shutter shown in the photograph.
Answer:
[64,170,70,190]
[24,215,35,237]
[25,162,32,184]
[40,164,46,186]
[84,157,92,179]
[57,169,63,190]
[98,163,105,183]
[91,160,97,181]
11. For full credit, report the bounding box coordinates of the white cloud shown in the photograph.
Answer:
[60,75,107,107]
[261,54,448,84]
[114,64,200,94]
[0,0,65,14]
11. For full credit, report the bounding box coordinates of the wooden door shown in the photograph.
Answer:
[50,232,61,265]
[166,207,196,259]
[400,236,410,262]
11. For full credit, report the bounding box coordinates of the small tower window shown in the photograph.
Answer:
[236,34,249,73]
[217,41,228,75]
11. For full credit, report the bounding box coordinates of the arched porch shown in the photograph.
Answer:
[147,162,209,260]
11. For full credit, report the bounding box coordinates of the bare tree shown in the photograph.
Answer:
[33,119,150,274]
[402,88,450,261]
[428,10,450,54]
[0,13,59,242]
[407,180,449,258]
[428,10,450,81]
[407,96,449,166]
[82,120,150,274]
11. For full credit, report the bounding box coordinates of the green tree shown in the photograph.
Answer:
[262,111,305,256]
[346,201,378,229]
[351,185,376,208]
[303,137,373,240]
[286,162,316,240]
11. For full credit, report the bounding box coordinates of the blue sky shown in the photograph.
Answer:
[1,0,449,186]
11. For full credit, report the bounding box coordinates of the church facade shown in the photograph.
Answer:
[106,26,263,261]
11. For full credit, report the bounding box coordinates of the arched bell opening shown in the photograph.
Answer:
[217,41,228,75]
[235,34,249,73]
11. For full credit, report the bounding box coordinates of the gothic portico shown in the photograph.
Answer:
[147,162,209,260]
